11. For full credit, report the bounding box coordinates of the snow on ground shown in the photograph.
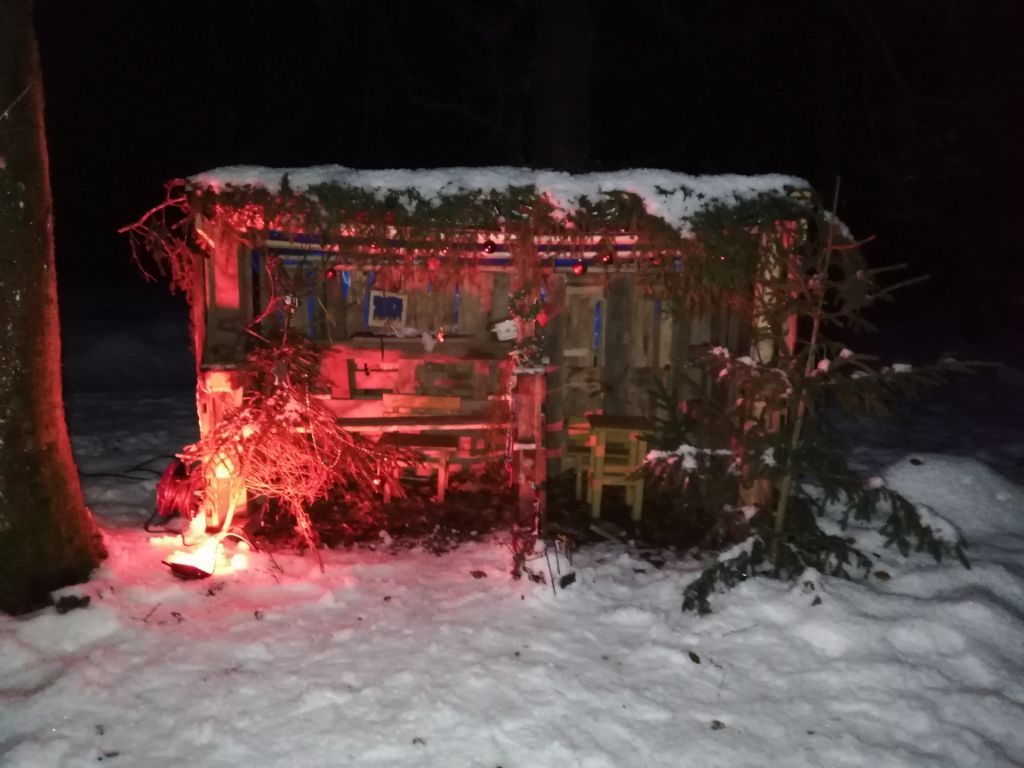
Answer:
[3,388,1024,767]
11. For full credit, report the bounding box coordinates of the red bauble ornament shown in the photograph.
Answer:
[324,267,338,280]
[599,251,614,266]
[427,256,442,271]
[536,309,550,327]
[571,259,588,276]
[649,254,663,268]
[482,239,497,254]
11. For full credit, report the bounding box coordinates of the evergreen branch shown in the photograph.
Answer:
[683,538,766,615]
[870,274,930,300]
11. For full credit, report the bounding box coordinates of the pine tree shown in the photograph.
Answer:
[641,187,970,613]
[0,0,105,614]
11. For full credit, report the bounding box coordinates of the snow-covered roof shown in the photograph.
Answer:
[189,165,812,235]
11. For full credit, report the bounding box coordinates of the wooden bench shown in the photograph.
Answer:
[382,393,461,417]
[378,431,460,502]
[376,394,463,502]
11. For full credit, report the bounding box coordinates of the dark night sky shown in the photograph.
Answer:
[31,0,1024,382]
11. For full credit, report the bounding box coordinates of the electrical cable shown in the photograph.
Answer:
[78,471,161,481]
[78,453,177,481]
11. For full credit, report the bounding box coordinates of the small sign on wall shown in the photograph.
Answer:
[368,290,408,328]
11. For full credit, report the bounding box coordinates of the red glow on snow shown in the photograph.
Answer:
[164,536,221,578]
[163,534,250,579]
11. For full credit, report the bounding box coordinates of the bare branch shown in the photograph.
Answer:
[0,86,30,122]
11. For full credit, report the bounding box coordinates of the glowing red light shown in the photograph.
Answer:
[571,259,588,276]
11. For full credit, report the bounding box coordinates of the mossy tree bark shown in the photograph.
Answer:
[0,0,105,615]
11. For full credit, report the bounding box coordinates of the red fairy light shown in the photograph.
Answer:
[599,251,614,266]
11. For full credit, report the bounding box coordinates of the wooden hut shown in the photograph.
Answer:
[159,166,816,528]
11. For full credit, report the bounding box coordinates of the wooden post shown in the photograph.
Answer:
[601,274,633,415]
[669,305,693,398]
[436,451,450,503]
[196,368,246,530]
[544,274,567,477]
[513,371,546,525]
[202,223,249,365]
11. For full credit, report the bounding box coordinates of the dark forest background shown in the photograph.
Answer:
[33,0,1023,389]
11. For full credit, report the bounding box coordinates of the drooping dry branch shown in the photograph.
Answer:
[182,339,412,569]
[118,183,199,298]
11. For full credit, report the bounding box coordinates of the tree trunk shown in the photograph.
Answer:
[0,0,105,615]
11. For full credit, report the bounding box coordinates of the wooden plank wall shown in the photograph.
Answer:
[543,273,742,475]
[255,255,505,344]
[239,251,750,481]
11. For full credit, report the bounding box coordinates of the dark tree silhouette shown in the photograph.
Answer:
[0,0,104,615]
